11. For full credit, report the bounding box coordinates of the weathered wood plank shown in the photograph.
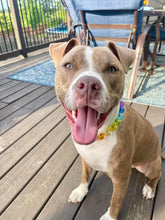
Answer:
[0,80,21,92]
[119,170,153,220]
[0,88,55,135]
[0,96,58,152]
[124,100,131,106]
[0,51,50,79]
[0,47,49,71]
[0,136,77,219]
[0,106,66,177]
[0,78,11,86]
[2,83,41,103]
[37,157,96,220]
[0,102,7,110]
[124,101,131,106]
[146,106,165,220]
[120,105,165,219]
[0,82,33,100]
[0,119,71,214]
[118,104,154,219]
[0,86,51,121]
[131,102,148,116]
[75,172,113,220]
[145,106,165,143]
[153,155,165,220]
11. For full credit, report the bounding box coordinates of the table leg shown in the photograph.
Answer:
[150,17,161,75]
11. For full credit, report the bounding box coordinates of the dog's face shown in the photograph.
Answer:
[49,39,135,145]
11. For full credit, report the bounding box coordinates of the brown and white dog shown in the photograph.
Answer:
[49,39,162,220]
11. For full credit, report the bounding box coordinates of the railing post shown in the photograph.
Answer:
[9,0,27,58]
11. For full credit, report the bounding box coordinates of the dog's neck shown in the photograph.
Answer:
[97,101,125,140]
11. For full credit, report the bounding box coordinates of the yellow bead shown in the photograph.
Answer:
[108,123,116,132]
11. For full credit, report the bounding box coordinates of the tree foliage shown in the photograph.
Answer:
[0,0,67,33]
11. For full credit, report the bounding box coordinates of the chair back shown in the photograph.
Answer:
[61,0,144,48]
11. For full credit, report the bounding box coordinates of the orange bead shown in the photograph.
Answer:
[97,133,105,140]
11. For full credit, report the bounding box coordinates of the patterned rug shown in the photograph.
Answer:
[8,59,165,107]
[8,60,55,87]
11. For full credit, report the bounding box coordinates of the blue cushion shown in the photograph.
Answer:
[89,41,128,48]
[62,0,144,47]
[75,0,143,11]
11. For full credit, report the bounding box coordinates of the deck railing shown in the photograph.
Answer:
[0,0,68,60]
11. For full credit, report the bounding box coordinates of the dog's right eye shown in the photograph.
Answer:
[65,63,72,69]
[108,66,116,72]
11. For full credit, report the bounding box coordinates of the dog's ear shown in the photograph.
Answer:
[106,41,136,73]
[49,39,79,67]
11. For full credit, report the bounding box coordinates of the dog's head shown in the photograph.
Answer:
[49,39,135,145]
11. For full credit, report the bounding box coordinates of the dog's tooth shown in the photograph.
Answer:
[72,110,76,121]
[97,113,101,120]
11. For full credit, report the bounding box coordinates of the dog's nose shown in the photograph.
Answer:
[76,76,101,94]
[75,76,101,107]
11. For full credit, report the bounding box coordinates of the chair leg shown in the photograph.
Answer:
[158,40,161,52]
[126,24,152,99]
[126,51,142,99]
[150,17,161,75]
[142,27,151,71]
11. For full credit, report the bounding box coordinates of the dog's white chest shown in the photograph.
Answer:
[74,132,117,172]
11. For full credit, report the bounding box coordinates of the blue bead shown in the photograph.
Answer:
[117,113,124,121]
[117,113,124,120]
[119,107,125,113]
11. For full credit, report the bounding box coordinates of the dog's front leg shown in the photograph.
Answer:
[100,170,131,220]
[68,157,92,203]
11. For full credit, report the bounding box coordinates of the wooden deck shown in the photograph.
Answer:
[0,48,165,220]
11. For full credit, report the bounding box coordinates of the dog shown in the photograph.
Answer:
[49,39,162,220]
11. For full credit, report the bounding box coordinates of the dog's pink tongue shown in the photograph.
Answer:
[72,107,98,145]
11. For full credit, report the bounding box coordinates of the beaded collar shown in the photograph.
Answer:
[96,100,125,141]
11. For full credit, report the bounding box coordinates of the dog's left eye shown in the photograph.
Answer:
[108,66,116,72]
[65,63,72,69]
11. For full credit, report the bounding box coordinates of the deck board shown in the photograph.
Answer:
[146,106,165,143]
[0,118,71,214]
[0,89,55,136]
[2,83,41,104]
[37,159,96,220]
[0,80,21,93]
[118,103,154,220]
[37,157,82,220]
[0,97,58,154]
[0,82,33,101]
[0,86,51,122]
[1,136,76,219]
[147,106,165,220]
[0,102,7,110]
[0,47,164,220]
[0,106,66,177]
[0,79,12,86]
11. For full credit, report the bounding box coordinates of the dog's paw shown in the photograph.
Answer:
[68,183,88,203]
[100,208,117,220]
[142,184,155,200]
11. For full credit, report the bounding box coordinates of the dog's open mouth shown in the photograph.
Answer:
[63,104,113,145]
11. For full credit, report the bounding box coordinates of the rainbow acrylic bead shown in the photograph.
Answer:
[96,100,125,141]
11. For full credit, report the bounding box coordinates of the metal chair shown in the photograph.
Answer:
[61,0,152,99]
